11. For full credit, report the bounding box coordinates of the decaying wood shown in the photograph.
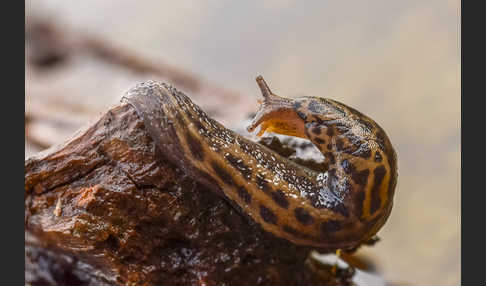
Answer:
[25,95,354,285]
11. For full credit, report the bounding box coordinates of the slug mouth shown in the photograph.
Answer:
[247,76,306,139]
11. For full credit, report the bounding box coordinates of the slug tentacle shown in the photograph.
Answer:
[123,78,397,252]
[248,76,304,138]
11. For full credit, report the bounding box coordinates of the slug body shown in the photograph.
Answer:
[123,77,397,251]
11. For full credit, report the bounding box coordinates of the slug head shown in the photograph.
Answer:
[247,76,307,139]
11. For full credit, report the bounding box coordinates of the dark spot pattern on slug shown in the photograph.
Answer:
[334,123,349,135]
[374,151,383,162]
[194,169,223,194]
[314,137,326,145]
[271,189,289,209]
[332,202,349,218]
[282,225,300,236]
[335,139,345,152]
[353,145,372,159]
[337,137,366,157]
[256,174,271,194]
[225,153,252,179]
[352,169,370,187]
[340,159,369,188]
[185,132,205,161]
[260,205,278,225]
[324,152,335,164]
[326,127,334,137]
[210,161,234,186]
[313,115,324,125]
[321,220,341,233]
[282,225,314,240]
[297,111,307,120]
[370,165,386,215]
[236,185,252,204]
[375,130,388,151]
[354,191,366,220]
[294,207,314,225]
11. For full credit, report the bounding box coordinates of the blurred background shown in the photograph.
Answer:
[25,1,460,285]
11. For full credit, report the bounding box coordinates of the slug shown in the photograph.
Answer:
[122,76,398,251]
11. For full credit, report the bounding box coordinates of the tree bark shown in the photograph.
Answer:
[25,95,352,285]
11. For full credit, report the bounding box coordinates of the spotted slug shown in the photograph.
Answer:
[122,77,397,251]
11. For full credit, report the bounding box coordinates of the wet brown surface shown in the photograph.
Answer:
[25,91,365,286]
[26,1,460,285]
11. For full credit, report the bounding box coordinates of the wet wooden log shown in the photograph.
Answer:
[25,87,353,286]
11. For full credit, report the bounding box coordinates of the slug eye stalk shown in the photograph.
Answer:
[248,76,307,139]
